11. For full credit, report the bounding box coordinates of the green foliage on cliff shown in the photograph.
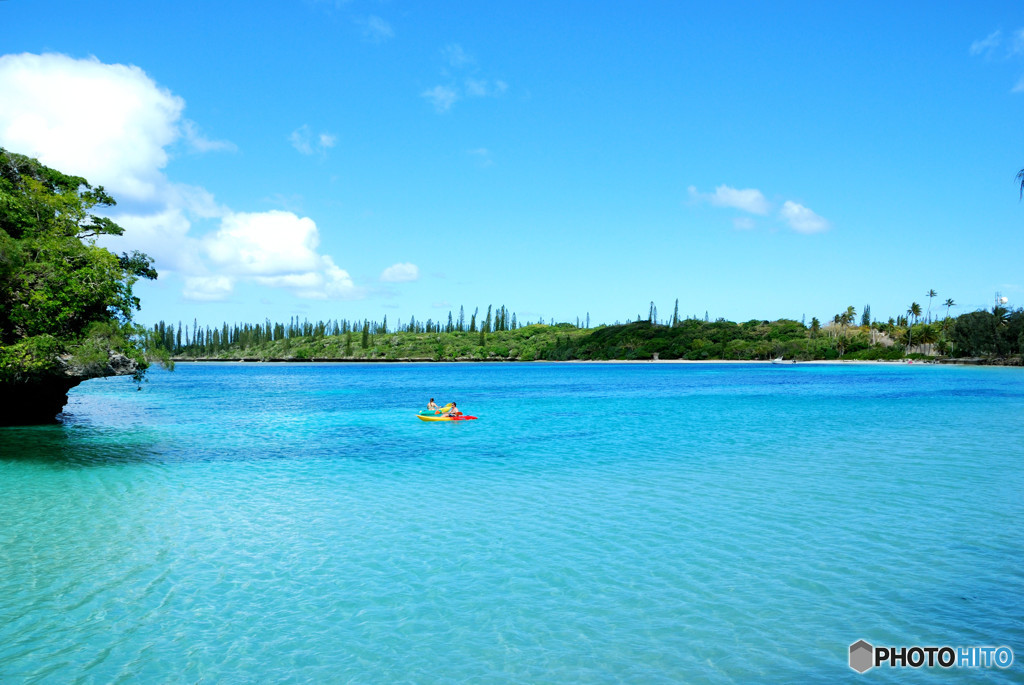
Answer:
[0,149,157,383]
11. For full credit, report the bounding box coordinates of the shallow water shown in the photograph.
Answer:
[1,362,1022,682]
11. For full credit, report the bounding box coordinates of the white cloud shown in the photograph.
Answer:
[971,27,1024,92]
[970,30,1002,56]
[465,77,508,98]
[164,183,225,219]
[0,53,182,203]
[322,257,358,298]
[422,85,458,113]
[182,119,237,153]
[689,183,830,234]
[423,45,507,113]
[289,124,337,155]
[0,53,365,302]
[202,211,362,299]
[443,44,474,68]
[205,211,323,276]
[465,78,488,98]
[380,262,420,283]
[183,275,234,302]
[361,16,393,42]
[689,184,771,215]
[779,201,830,233]
[112,208,203,273]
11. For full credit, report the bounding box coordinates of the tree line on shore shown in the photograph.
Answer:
[148,297,1024,363]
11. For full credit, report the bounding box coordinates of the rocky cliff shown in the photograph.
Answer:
[0,351,138,425]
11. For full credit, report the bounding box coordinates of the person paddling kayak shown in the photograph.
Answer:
[444,402,462,417]
[427,398,439,411]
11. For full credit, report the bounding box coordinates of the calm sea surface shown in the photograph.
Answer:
[1,362,1022,683]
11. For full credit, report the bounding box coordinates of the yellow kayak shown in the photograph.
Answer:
[416,405,476,422]
[416,413,478,422]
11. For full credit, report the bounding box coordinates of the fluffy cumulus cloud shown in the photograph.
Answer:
[206,211,323,276]
[380,262,420,283]
[689,183,830,234]
[779,201,830,234]
[0,53,183,202]
[0,52,366,303]
[200,211,359,299]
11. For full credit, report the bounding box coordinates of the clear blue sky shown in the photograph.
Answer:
[2,1,1022,328]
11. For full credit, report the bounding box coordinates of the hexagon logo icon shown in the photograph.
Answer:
[849,640,874,673]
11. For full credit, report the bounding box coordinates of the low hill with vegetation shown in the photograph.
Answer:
[154,304,1024,365]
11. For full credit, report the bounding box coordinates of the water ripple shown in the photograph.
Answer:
[1,363,1022,682]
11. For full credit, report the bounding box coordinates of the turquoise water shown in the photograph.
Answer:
[1,362,1022,683]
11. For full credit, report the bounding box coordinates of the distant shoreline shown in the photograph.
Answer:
[169,357,1016,366]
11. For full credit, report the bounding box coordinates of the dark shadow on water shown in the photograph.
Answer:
[0,423,170,469]
[0,422,442,468]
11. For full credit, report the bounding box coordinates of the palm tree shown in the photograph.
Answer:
[926,289,937,323]
[942,298,955,330]
[917,323,938,354]
[906,302,922,351]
